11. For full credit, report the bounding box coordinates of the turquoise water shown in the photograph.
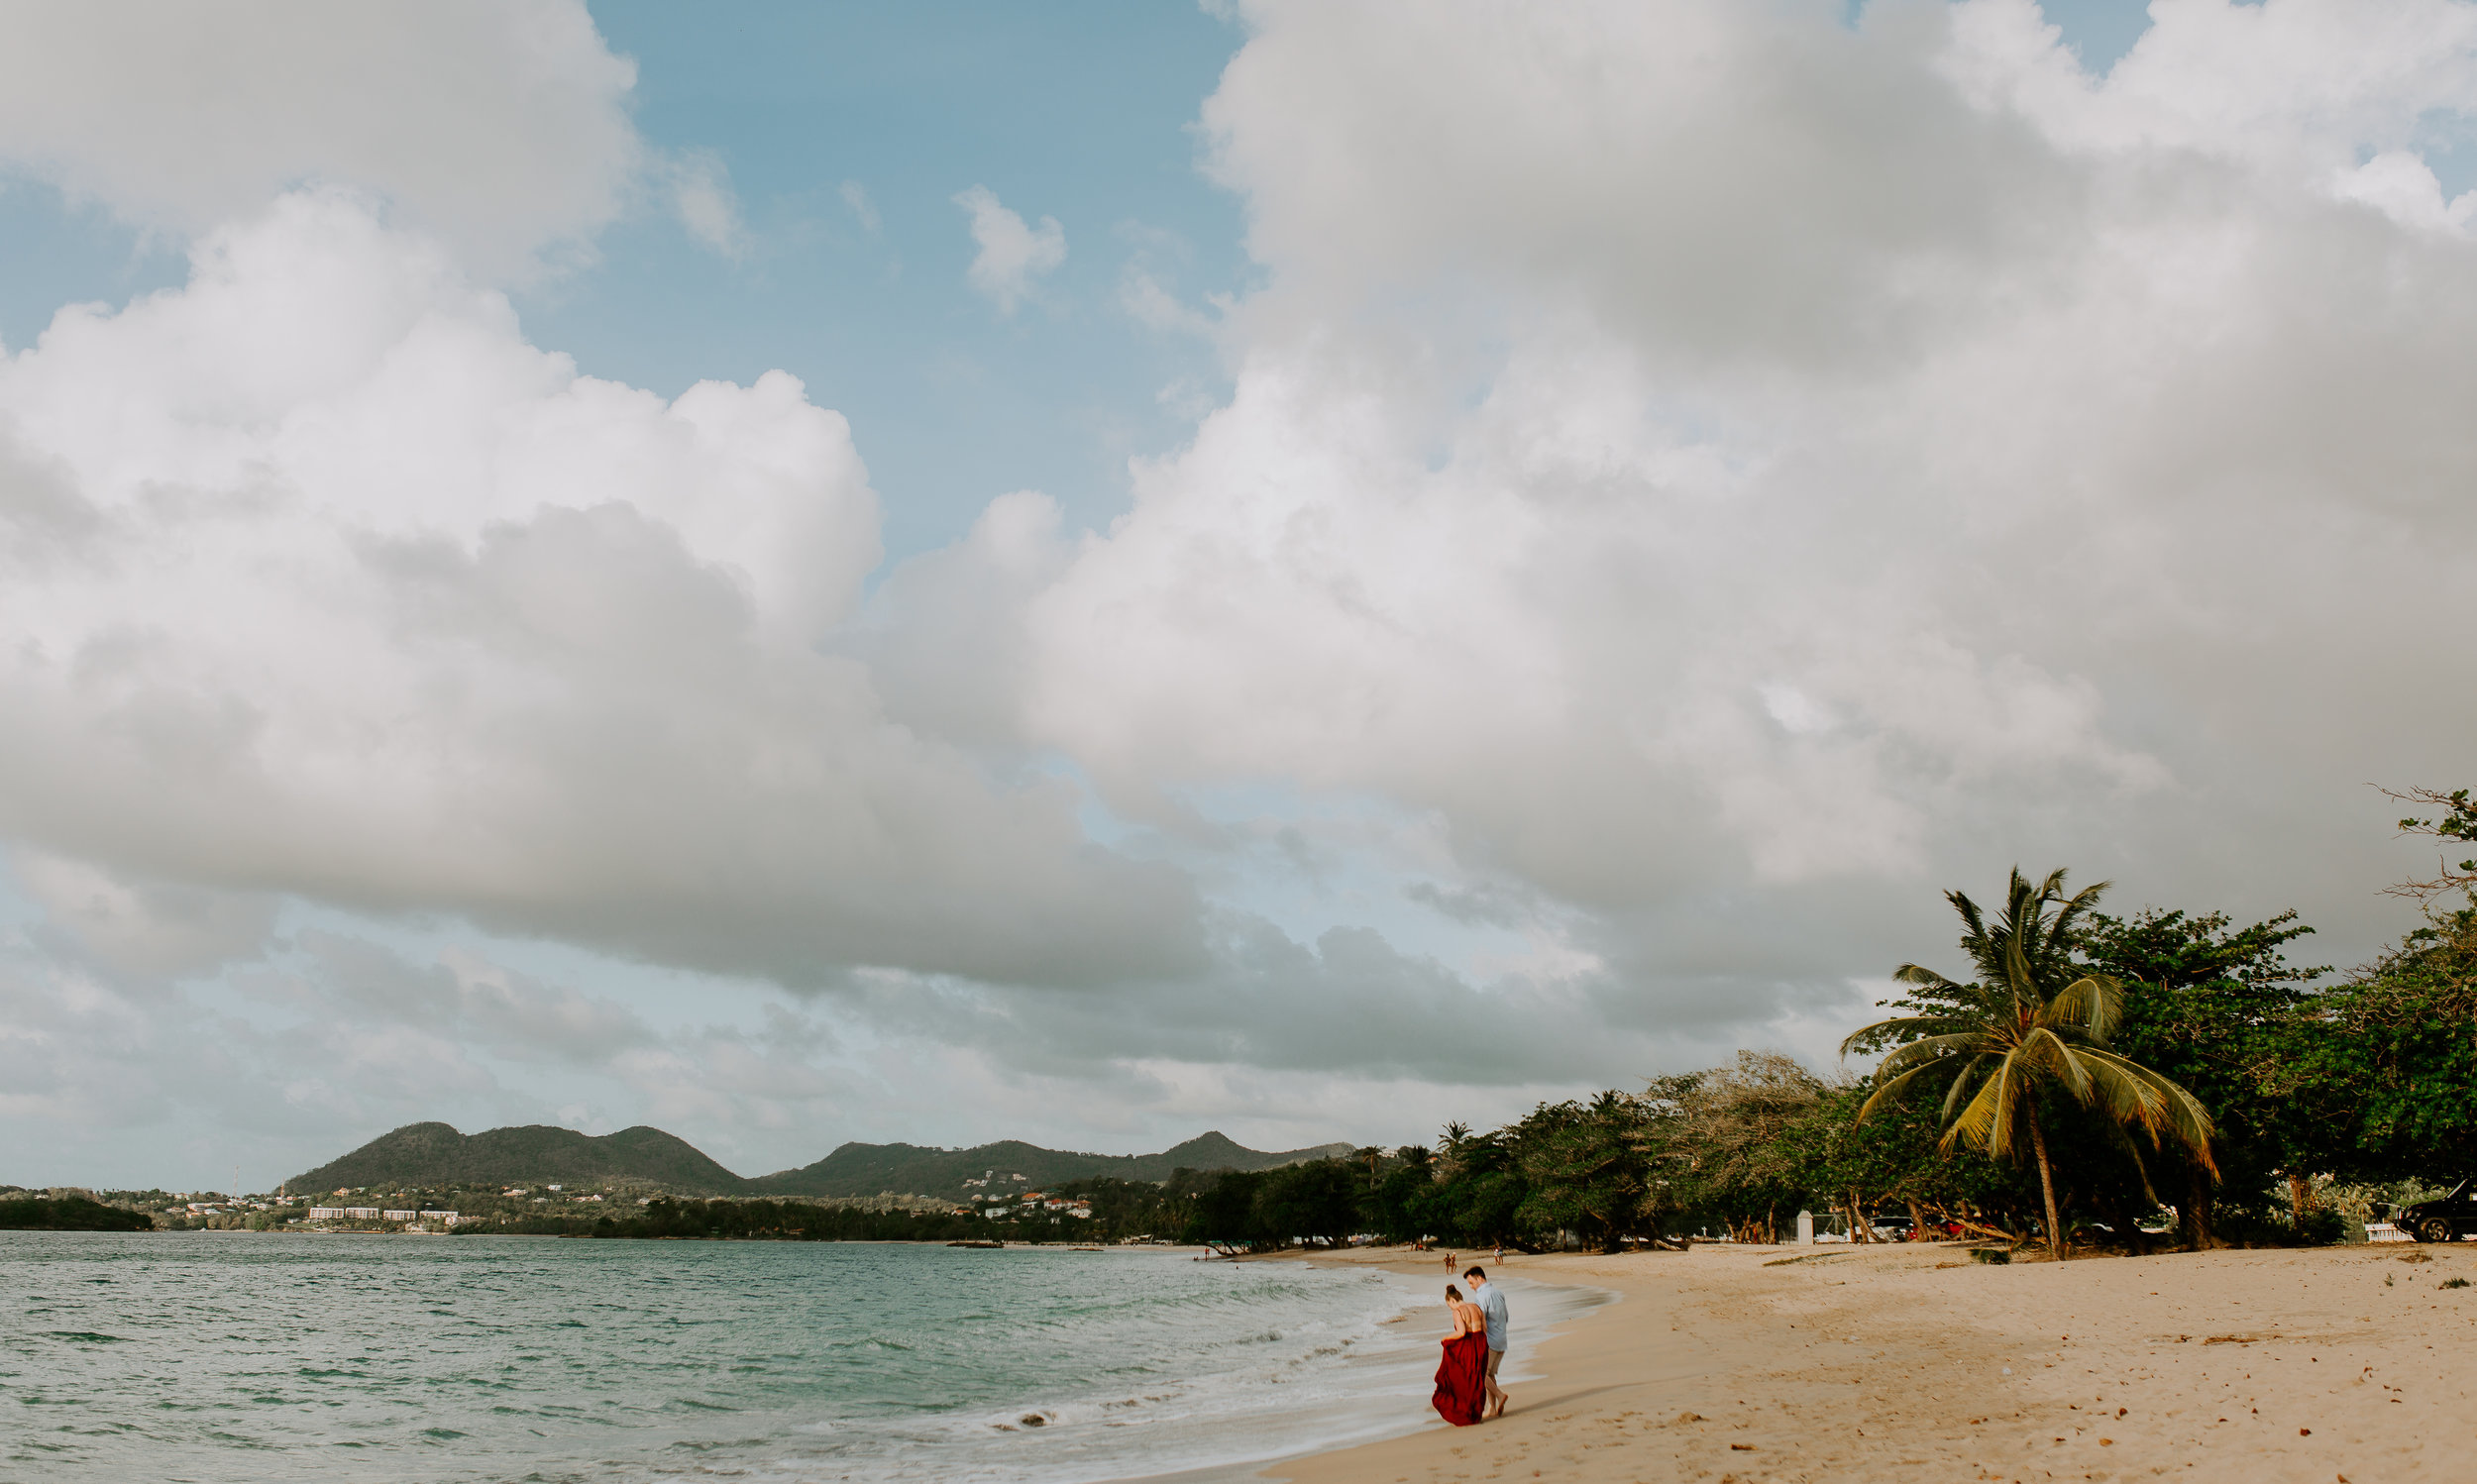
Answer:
[1,1233,1594,1483]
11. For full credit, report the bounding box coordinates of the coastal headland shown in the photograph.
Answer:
[1254,1241,2473,1483]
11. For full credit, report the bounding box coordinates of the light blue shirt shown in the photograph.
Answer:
[1473,1281,1509,1351]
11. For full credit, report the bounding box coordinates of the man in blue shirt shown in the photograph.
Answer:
[1463,1265,1509,1419]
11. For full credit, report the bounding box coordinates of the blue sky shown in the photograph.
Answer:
[532,0,1257,558]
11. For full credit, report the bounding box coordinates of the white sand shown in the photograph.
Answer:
[1254,1240,2477,1482]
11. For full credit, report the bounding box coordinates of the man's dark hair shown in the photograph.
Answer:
[1462,1265,1485,1280]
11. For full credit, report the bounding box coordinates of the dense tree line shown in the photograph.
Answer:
[457,1175,1216,1244]
[1181,835,2477,1258]
[0,1194,158,1231]
[464,1199,1002,1241]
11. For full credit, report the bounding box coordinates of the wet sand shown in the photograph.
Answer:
[1252,1239,2477,1483]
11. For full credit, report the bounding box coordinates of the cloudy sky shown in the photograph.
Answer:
[3,0,2471,1193]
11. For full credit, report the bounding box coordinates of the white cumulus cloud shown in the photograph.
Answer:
[0,0,756,275]
[0,191,1199,992]
[953,184,1067,314]
[914,0,2477,988]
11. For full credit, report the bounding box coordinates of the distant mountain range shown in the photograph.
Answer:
[286,1123,1354,1198]
[749,1132,1358,1199]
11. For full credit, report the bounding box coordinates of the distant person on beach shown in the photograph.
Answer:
[1464,1265,1510,1419]
[1431,1283,1489,1426]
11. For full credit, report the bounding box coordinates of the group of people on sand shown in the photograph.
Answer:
[1430,1264,1509,1426]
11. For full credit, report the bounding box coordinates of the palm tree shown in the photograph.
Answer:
[1841,868,2216,1260]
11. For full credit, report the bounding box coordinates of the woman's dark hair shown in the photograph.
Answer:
[1445,1284,1463,1301]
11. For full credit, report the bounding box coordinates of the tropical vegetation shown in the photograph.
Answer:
[1840,870,2217,1260]
[1174,793,2477,1258]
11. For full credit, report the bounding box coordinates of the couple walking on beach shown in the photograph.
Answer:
[1431,1265,1508,1426]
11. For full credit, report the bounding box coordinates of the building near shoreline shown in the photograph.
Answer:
[304,1206,460,1225]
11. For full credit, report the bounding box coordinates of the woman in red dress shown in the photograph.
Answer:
[1432,1283,1489,1426]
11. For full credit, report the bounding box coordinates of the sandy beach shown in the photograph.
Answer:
[1253,1241,2477,1483]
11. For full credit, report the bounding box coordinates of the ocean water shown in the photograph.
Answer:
[1,1232,1606,1483]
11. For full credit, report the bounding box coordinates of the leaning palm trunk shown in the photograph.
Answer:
[2027,1115,2063,1261]
[1844,869,2219,1262]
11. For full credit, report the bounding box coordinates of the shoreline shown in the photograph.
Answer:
[1210,1238,2477,1483]
[1105,1248,1618,1484]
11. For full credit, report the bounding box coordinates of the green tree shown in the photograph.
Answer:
[1845,868,2217,1260]
[2077,904,2325,1247]
[1419,1124,1528,1246]
[1365,1146,1435,1242]
[2281,901,2477,1180]
[1655,1053,1824,1242]
[1511,1093,1657,1251]
[1182,1170,1268,1246]
[1256,1159,1361,1247]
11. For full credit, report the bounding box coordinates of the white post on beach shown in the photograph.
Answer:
[1795,1210,1814,1245]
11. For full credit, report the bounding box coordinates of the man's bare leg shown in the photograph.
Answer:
[1483,1351,1507,1419]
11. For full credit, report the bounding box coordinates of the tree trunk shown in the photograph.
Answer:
[2180,1166,2214,1251]
[2029,1115,2066,1262]
[1907,1200,1927,1242]
[2288,1172,2313,1221]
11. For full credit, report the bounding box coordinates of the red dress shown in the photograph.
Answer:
[1433,1328,1489,1426]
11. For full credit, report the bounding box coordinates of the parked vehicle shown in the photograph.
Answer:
[2397,1180,2477,1243]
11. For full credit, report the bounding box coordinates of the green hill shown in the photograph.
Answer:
[747,1131,1357,1199]
[285,1122,753,1195]
[287,1122,1356,1200]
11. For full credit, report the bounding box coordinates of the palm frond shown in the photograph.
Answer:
[2018,1027,2095,1102]
[2050,878,2109,956]
[2073,1047,2218,1174]
[1938,1053,1995,1124]
[2041,974,2123,1041]
[1947,1058,2036,1159]
[1840,1016,1979,1057]
[1947,889,1987,944]
[1874,1031,1997,1078]
[1853,1059,1956,1123]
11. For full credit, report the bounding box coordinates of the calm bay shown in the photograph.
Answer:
[3,1231,1474,1483]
